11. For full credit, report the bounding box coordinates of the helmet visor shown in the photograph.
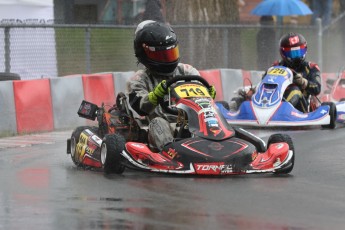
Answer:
[143,44,179,63]
[281,45,307,59]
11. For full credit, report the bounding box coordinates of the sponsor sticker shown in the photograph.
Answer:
[165,148,177,159]
[194,163,234,174]
[291,111,308,118]
[131,143,146,148]
[85,129,94,135]
[80,103,92,115]
[79,133,88,144]
[252,152,258,161]
[91,135,102,146]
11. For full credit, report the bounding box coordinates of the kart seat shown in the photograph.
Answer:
[116,92,150,129]
[233,127,266,152]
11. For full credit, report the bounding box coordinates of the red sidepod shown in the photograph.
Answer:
[125,142,181,170]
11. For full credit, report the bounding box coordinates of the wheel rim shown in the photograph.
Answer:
[71,137,76,157]
[101,143,107,165]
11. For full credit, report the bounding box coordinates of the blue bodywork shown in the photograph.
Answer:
[217,66,334,127]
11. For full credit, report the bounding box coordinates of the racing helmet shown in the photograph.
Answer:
[279,32,307,69]
[134,20,180,75]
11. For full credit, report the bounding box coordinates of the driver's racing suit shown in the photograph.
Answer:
[126,63,200,151]
[273,60,321,112]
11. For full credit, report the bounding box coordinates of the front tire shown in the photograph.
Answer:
[101,133,126,174]
[268,134,295,174]
[321,102,336,129]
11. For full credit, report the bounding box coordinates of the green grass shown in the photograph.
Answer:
[240,28,258,70]
[55,27,137,76]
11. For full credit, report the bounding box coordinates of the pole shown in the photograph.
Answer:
[316,18,322,71]
[4,27,10,72]
[85,27,91,74]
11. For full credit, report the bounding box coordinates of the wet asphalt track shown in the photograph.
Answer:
[1,127,345,230]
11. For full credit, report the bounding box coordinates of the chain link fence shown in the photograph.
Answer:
[0,17,344,80]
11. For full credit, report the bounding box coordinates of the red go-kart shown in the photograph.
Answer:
[67,76,295,175]
[322,70,345,103]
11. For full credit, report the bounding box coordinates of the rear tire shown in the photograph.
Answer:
[268,134,295,174]
[70,126,98,166]
[321,102,336,129]
[101,133,126,174]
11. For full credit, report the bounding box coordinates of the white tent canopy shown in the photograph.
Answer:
[0,0,52,6]
[0,0,56,79]
[0,0,53,21]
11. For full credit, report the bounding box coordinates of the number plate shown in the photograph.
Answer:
[268,68,288,76]
[174,84,210,98]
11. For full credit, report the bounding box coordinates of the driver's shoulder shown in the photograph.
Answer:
[129,69,148,82]
[176,63,199,75]
[307,61,320,71]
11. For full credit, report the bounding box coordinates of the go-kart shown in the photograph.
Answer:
[217,66,337,129]
[322,69,345,103]
[66,75,294,175]
[321,69,345,123]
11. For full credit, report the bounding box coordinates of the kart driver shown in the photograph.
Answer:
[127,20,216,151]
[272,32,321,112]
[230,32,321,113]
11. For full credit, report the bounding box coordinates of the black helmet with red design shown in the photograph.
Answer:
[279,32,307,69]
[134,20,180,75]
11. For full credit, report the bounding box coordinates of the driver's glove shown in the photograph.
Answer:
[293,73,308,89]
[208,85,216,99]
[148,80,167,106]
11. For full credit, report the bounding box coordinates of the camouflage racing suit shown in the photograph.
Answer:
[127,63,200,151]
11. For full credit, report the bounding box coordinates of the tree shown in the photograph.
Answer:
[166,0,238,24]
[165,0,241,69]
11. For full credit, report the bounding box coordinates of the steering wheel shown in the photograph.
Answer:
[158,75,212,115]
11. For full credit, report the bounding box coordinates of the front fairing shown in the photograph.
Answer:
[170,82,234,141]
[253,66,293,108]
